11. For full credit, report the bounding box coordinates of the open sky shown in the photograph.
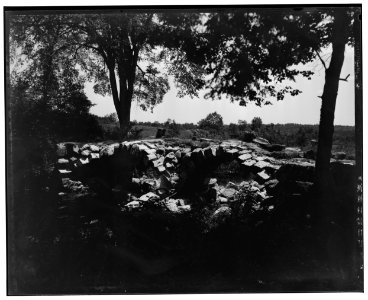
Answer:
[88,45,355,126]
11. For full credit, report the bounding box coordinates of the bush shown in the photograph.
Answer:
[240,131,257,142]
[198,112,224,132]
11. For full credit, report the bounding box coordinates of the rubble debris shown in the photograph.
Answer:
[220,188,237,200]
[139,192,160,202]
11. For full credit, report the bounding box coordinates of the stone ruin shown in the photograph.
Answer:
[54,136,356,233]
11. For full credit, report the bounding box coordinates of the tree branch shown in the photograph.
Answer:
[315,50,327,70]
[136,64,146,75]
[339,74,350,81]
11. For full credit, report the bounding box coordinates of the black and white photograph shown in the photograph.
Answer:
[4,4,363,295]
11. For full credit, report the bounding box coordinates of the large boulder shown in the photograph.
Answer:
[275,160,315,182]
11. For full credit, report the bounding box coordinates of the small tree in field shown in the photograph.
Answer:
[251,117,263,132]
[198,112,224,132]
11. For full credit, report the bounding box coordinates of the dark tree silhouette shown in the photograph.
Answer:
[198,112,224,132]
[194,7,359,190]
[251,117,263,132]
[9,12,205,138]
[9,15,100,139]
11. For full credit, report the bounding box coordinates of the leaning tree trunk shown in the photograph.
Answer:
[108,65,134,139]
[315,10,350,191]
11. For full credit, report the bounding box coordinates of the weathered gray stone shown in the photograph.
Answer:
[79,157,89,165]
[256,190,269,201]
[238,149,252,155]
[242,160,256,167]
[253,137,270,145]
[220,188,237,199]
[58,158,69,165]
[126,200,140,209]
[178,205,191,213]
[144,141,156,149]
[174,150,182,159]
[100,144,117,157]
[89,144,100,152]
[254,160,270,170]
[147,153,157,161]
[239,181,251,189]
[218,196,228,203]
[90,153,99,160]
[139,192,160,202]
[58,169,72,175]
[166,199,179,212]
[226,148,239,155]
[284,147,303,158]
[257,170,270,181]
[81,149,90,157]
[209,178,217,187]
[165,162,174,169]
[157,165,166,173]
[238,153,252,161]
[152,156,164,167]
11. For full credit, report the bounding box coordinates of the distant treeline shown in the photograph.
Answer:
[95,113,355,158]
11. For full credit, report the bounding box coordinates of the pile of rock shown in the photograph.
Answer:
[55,137,355,221]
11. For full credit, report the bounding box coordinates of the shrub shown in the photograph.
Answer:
[198,112,224,132]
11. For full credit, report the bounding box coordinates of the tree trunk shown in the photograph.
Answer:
[118,95,132,138]
[107,65,134,138]
[314,10,350,192]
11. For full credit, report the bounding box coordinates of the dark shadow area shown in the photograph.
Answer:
[7,137,362,295]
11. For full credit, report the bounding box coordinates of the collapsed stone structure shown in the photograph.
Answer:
[55,136,355,232]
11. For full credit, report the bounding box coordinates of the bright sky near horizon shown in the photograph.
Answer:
[87,46,355,126]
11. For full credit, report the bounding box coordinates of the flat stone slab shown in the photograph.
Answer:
[242,160,256,167]
[139,192,160,202]
[257,170,270,181]
[238,153,252,161]
[254,160,271,170]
